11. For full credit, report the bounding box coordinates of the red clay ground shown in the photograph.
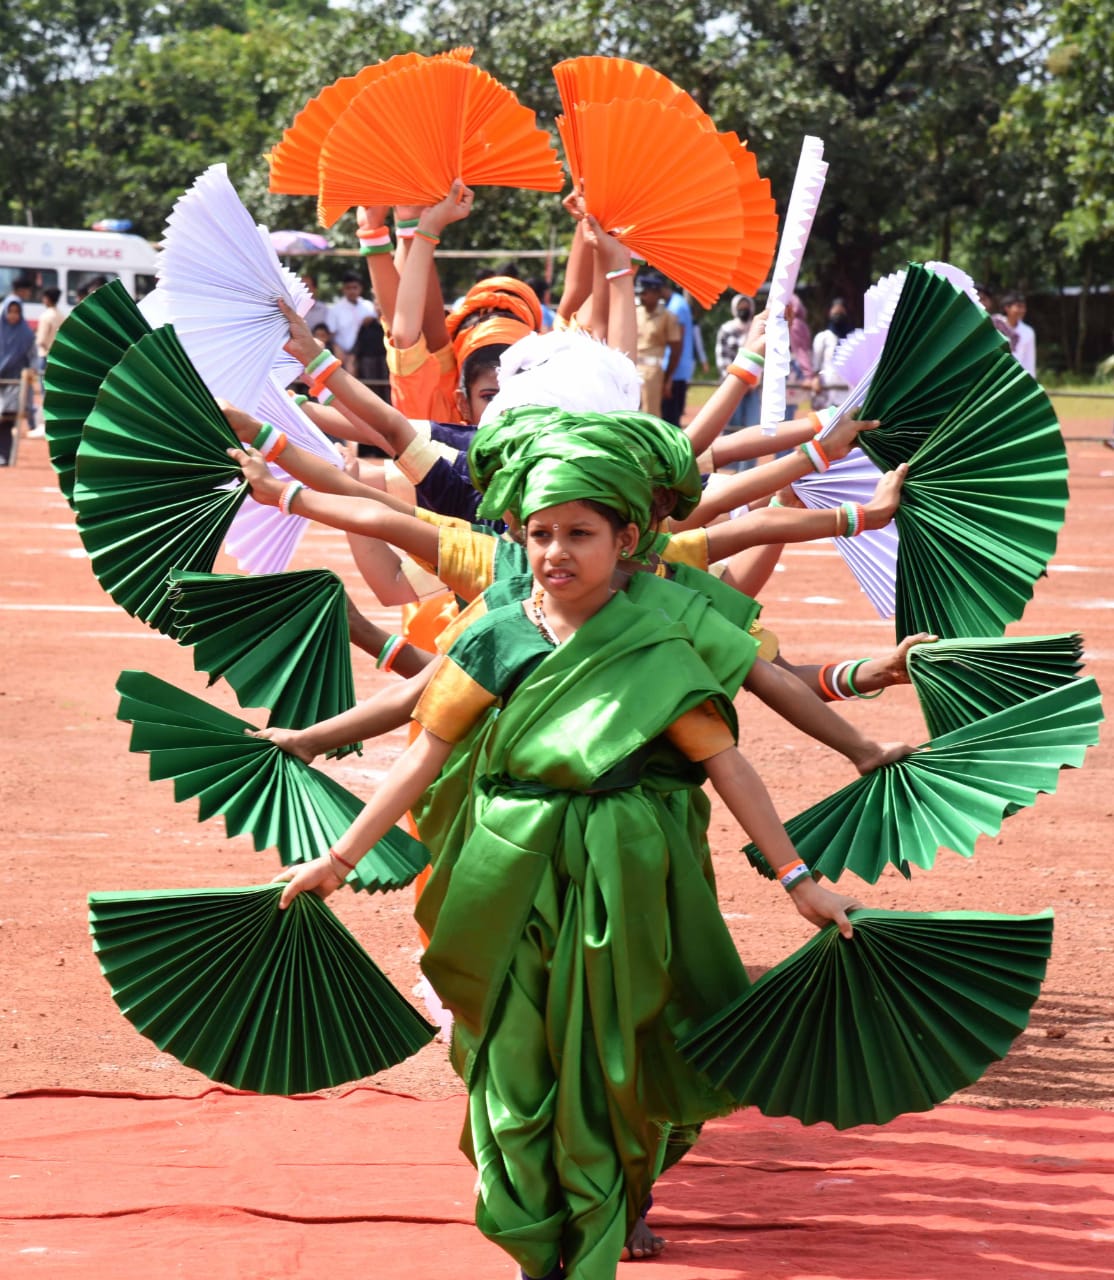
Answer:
[0,427,1111,1112]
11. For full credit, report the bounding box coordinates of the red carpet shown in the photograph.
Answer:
[2,1088,1112,1278]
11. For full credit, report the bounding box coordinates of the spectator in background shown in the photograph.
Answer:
[1001,291,1037,376]
[526,276,556,332]
[975,282,1016,348]
[311,323,339,356]
[634,271,682,419]
[660,279,697,426]
[0,297,36,463]
[329,271,379,373]
[786,293,818,420]
[301,273,332,333]
[811,297,852,411]
[35,287,63,365]
[74,275,109,303]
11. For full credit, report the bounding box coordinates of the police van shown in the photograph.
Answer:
[0,226,158,326]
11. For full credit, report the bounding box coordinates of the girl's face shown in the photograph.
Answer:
[459,366,500,425]
[525,501,638,607]
[5,303,20,325]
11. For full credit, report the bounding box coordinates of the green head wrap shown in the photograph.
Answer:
[469,405,701,527]
[471,408,653,535]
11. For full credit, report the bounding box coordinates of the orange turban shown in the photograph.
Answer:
[446,275,543,343]
[454,315,533,371]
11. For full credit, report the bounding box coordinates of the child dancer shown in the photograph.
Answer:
[263,422,867,1280]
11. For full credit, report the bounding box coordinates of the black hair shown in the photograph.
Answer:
[1000,290,1024,307]
[14,276,35,290]
[461,343,509,393]
[341,270,362,286]
[42,287,61,306]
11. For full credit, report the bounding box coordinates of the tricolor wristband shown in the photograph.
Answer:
[278,481,305,516]
[839,502,866,538]
[376,633,406,672]
[605,266,634,281]
[395,217,420,240]
[358,227,392,256]
[779,861,812,890]
[305,348,335,377]
[798,438,829,473]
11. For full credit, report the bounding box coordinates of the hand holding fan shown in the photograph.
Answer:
[157,163,313,411]
[90,884,435,1094]
[743,678,1102,884]
[41,280,153,507]
[168,567,359,755]
[908,633,1085,738]
[73,327,249,635]
[790,448,898,617]
[117,670,428,891]
[224,375,344,576]
[680,909,1053,1129]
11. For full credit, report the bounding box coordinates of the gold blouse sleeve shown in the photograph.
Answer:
[438,526,496,603]
[414,658,498,743]
[665,699,736,761]
[661,527,710,572]
[753,622,779,661]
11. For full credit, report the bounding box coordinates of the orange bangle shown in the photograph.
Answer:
[307,361,341,400]
[817,662,840,701]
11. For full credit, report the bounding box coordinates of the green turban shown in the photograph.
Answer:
[469,405,701,525]
[472,408,653,534]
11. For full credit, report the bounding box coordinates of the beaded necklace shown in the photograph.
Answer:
[530,586,561,647]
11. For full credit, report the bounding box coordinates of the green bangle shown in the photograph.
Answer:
[395,217,419,230]
[845,659,883,699]
[250,422,276,452]
[360,242,394,256]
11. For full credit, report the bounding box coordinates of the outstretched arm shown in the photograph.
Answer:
[778,632,937,700]
[273,728,454,907]
[703,747,863,937]
[392,180,474,350]
[743,658,914,773]
[685,309,768,457]
[251,661,437,763]
[704,463,906,561]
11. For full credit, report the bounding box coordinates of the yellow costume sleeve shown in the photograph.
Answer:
[665,700,736,761]
[414,657,497,743]
[438,526,497,603]
[661,528,710,571]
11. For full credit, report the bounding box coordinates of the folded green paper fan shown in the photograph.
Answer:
[908,633,1085,738]
[168,568,360,757]
[41,280,153,507]
[116,670,428,892]
[679,908,1053,1129]
[745,677,1102,884]
[72,326,249,635]
[89,883,436,1094]
[858,266,1068,640]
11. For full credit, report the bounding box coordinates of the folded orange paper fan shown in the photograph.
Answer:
[553,56,711,193]
[319,59,562,223]
[718,132,779,295]
[568,99,742,307]
[267,49,473,197]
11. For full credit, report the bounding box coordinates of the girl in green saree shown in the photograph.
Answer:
[269,428,869,1280]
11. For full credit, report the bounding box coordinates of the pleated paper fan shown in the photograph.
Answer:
[744,678,1102,885]
[557,98,743,308]
[908,634,1085,738]
[858,264,1010,468]
[268,49,474,196]
[117,669,429,891]
[90,884,435,1094]
[223,375,343,576]
[41,281,153,507]
[761,135,828,431]
[317,59,562,224]
[791,448,898,617]
[72,327,249,635]
[553,56,709,191]
[680,908,1053,1129]
[168,567,359,755]
[157,164,312,410]
[878,355,1066,640]
[717,132,779,296]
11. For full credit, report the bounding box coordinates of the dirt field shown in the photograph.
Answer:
[1,426,1111,1108]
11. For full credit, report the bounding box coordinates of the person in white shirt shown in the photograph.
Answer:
[328,272,379,371]
[1002,291,1037,376]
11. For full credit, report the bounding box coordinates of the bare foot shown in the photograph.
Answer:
[621,1216,665,1261]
